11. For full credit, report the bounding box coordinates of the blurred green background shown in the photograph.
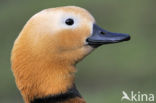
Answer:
[0,0,156,103]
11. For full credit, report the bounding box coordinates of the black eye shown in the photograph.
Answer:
[65,18,74,26]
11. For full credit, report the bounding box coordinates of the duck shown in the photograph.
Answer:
[11,6,130,103]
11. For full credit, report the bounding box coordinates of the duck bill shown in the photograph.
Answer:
[87,24,130,47]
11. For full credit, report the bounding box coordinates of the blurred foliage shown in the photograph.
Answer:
[0,0,156,103]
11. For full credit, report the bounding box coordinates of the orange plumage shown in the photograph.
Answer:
[11,6,130,103]
[11,6,94,103]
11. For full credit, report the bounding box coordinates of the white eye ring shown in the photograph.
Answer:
[65,18,74,26]
[60,14,79,29]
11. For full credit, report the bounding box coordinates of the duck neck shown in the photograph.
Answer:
[13,54,85,103]
[17,61,85,103]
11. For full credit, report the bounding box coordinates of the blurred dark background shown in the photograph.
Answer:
[0,0,156,103]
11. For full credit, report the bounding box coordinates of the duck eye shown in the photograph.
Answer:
[65,18,74,26]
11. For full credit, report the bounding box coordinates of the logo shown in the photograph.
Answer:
[121,91,154,102]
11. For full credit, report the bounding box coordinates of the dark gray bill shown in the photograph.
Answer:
[86,24,130,47]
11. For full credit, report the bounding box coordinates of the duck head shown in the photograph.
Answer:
[11,6,130,103]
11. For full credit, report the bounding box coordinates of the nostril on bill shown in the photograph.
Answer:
[100,31,106,35]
